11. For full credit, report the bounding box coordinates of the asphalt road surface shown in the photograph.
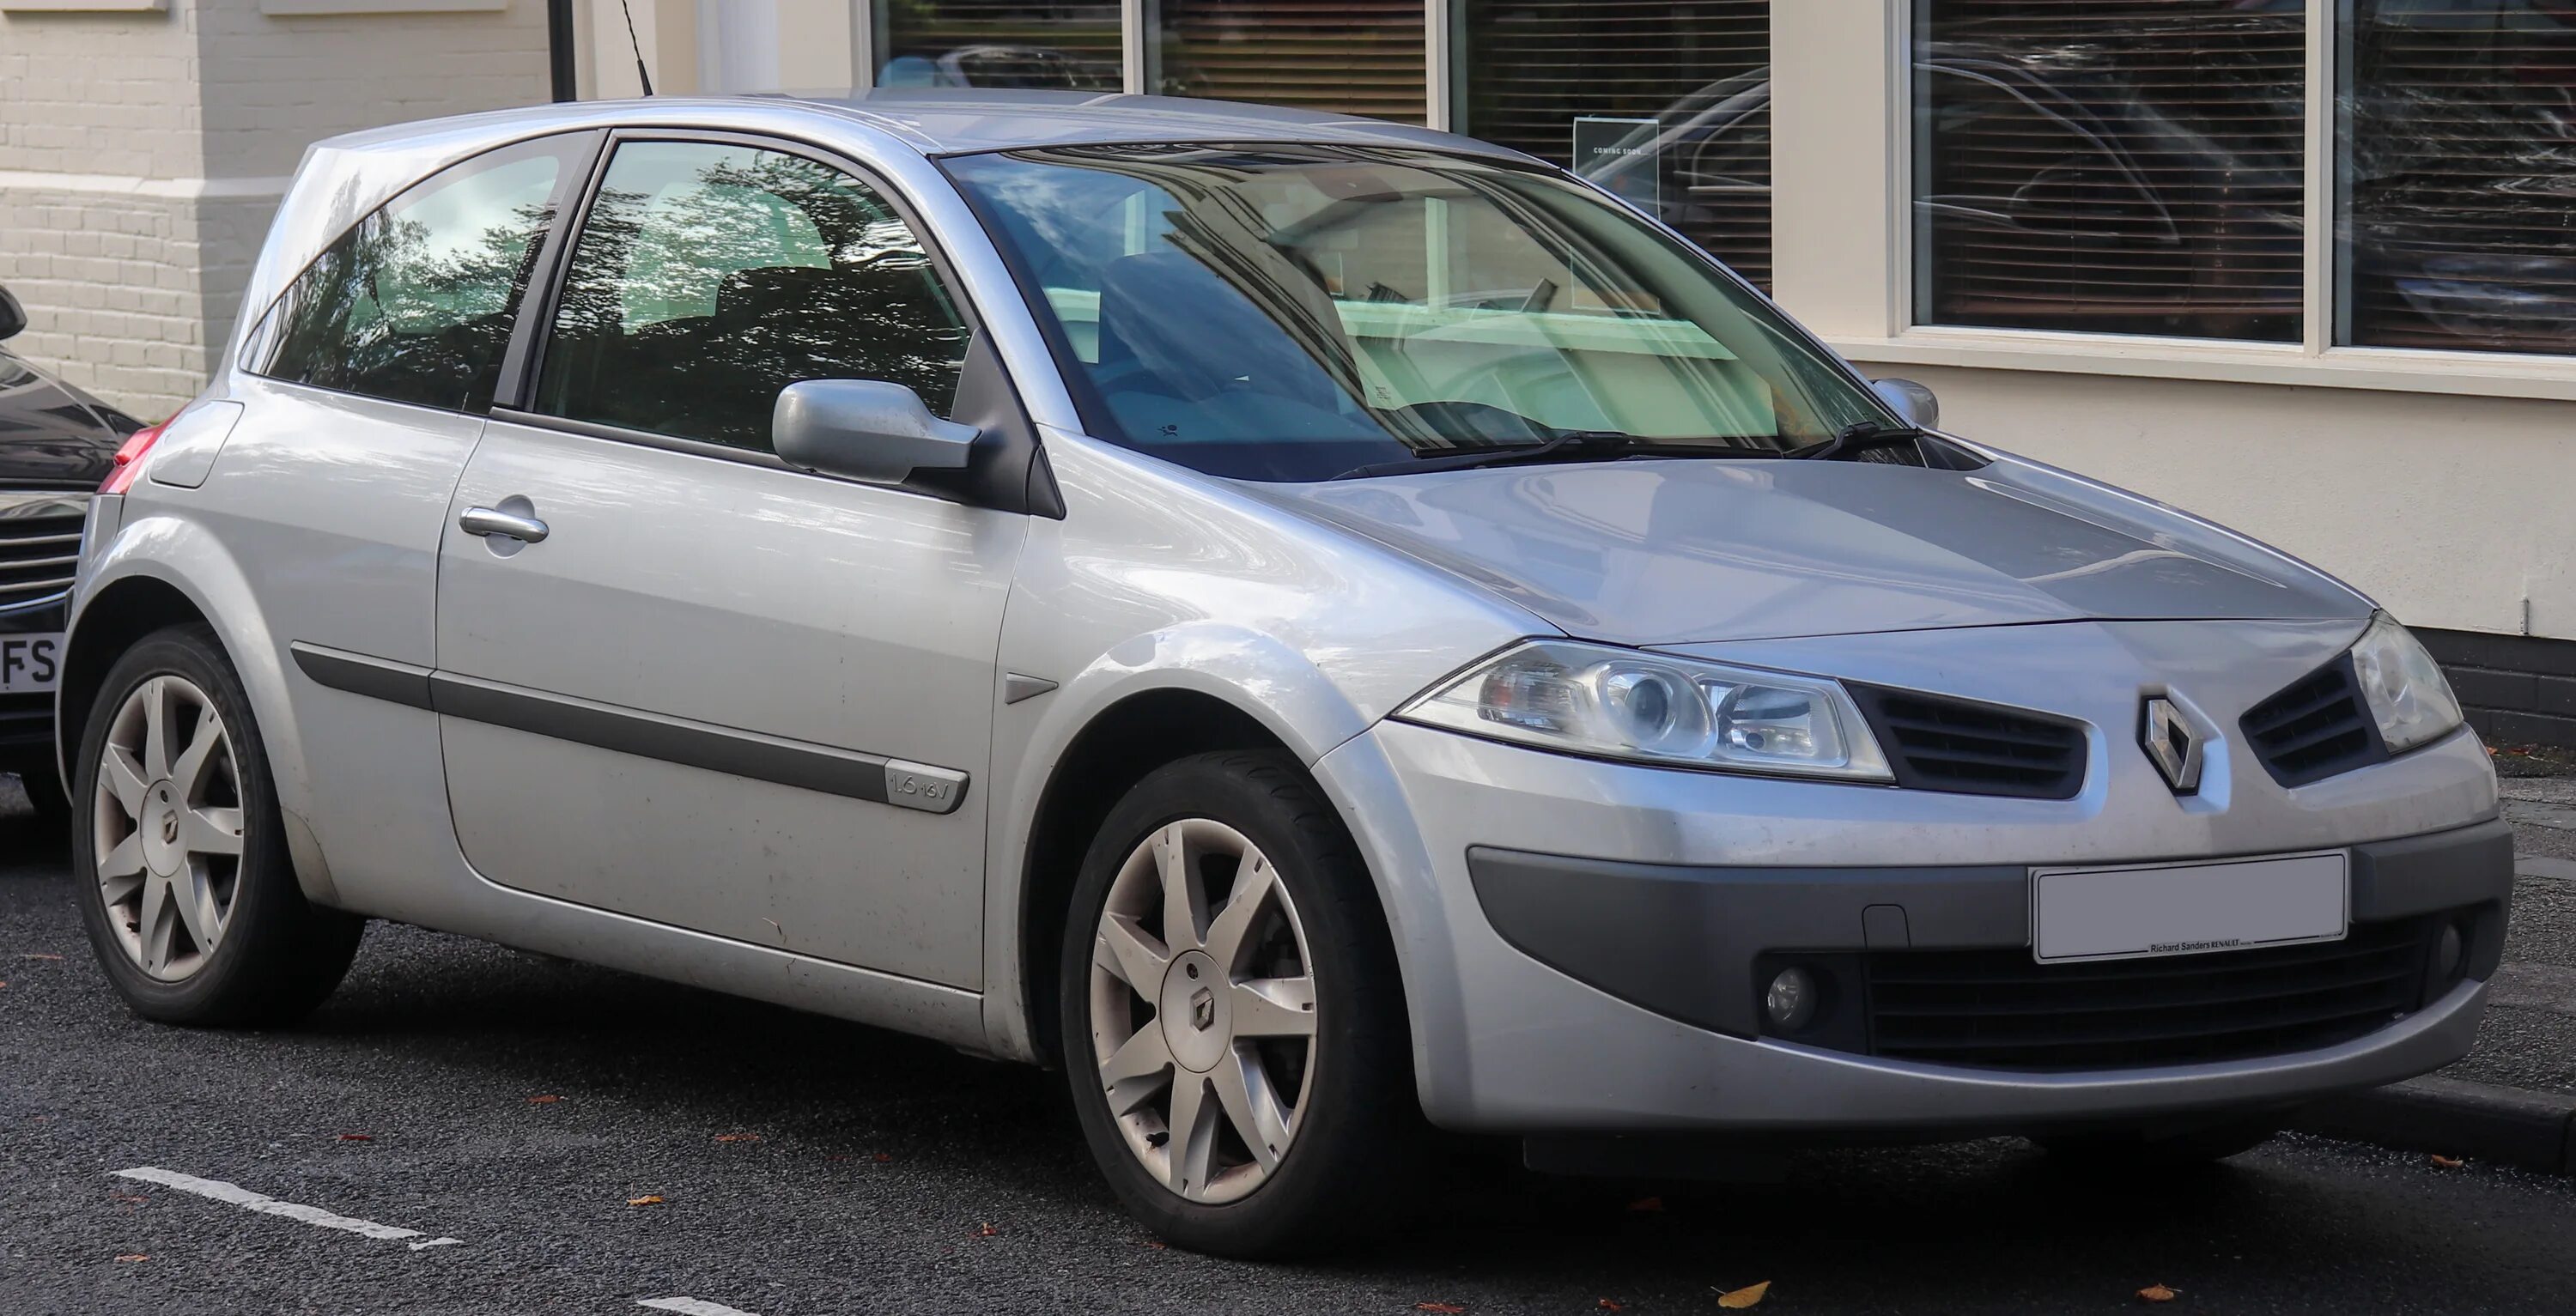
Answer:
[8,785,2576,1315]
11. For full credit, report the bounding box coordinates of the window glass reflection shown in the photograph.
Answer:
[1913,0,2306,343]
[878,1,1122,90]
[1157,0,1426,124]
[1461,1,1771,290]
[538,142,973,452]
[2342,0,2576,354]
[255,137,576,412]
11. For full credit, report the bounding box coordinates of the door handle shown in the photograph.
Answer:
[459,506,550,543]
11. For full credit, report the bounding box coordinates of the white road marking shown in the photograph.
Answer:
[111,1167,463,1249]
[638,1300,763,1316]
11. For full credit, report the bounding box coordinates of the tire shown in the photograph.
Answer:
[1059,749,1415,1258]
[70,624,363,1026]
[2035,1111,2291,1168]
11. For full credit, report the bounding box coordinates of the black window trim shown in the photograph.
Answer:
[491,124,1057,518]
[243,128,610,418]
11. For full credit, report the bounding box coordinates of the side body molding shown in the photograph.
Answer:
[289,642,969,815]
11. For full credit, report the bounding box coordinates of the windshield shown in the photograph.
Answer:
[942,143,1897,482]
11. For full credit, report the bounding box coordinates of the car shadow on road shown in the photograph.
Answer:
[276,925,2574,1313]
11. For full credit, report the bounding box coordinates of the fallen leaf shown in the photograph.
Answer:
[2137,1284,2179,1304]
[109,1193,147,1204]
[1598,1301,1625,1312]
[1414,1305,1467,1314]
[337,1134,374,1143]
[872,1151,892,1163]
[626,1195,665,1207]
[2429,1154,2464,1168]
[19,953,61,961]
[1716,1281,1771,1309]
[526,1095,562,1105]
[1139,1239,1167,1250]
[1626,1196,1664,1213]
[974,1222,1000,1238]
[114,1253,149,1263]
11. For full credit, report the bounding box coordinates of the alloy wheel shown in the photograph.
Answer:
[93,675,246,981]
[1087,818,1319,1204]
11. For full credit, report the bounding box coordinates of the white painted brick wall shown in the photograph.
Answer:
[1,0,549,419]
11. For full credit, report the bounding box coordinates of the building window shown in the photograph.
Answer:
[878,1,1124,90]
[2341,2,2576,355]
[1460,1,1771,290]
[1912,0,2306,343]
[1157,0,1426,123]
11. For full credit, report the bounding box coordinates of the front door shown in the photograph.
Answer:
[432,136,1024,988]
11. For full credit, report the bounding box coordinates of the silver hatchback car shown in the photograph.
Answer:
[61,91,2510,1256]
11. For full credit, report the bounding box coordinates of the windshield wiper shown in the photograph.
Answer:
[1788,420,1925,462]
[1330,429,1656,481]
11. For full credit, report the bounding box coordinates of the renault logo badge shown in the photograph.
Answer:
[2141,697,2206,795]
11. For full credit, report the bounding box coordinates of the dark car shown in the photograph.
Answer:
[0,283,143,819]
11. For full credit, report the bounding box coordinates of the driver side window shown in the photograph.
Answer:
[535,140,974,452]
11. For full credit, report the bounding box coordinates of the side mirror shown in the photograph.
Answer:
[0,285,25,342]
[772,379,978,485]
[1870,377,1939,431]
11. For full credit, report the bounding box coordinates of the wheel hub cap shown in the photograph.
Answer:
[143,783,184,875]
[1086,817,1319,1204]
[90,675,246,982]
[1159,950,1231,1073]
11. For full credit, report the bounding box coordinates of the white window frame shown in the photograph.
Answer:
[1812,0,2576,403]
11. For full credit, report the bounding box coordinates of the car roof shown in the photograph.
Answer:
[309,89,1536,163]
[235,93,1545,379]
[781,88,1536,159]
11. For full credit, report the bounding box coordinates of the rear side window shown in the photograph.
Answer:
[532,140,974,452]
[252,135,587,413]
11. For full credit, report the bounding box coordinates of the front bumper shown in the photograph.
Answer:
[0,595,67,775]
[1312,620,2510,1134]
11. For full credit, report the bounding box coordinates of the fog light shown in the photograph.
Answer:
[2436,922,2467,983]
[1765,967,1819,1033]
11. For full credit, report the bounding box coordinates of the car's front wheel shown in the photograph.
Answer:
[1060,750,1413,1258]
[72,625,362,1025]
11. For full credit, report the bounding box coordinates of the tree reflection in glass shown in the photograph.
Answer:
[538,143,974,452]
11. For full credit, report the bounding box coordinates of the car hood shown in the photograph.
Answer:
[1259,456,2370,646]
[0,349,133,487]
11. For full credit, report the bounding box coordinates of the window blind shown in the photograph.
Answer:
[1157,1,1428,124]
[1462,1,1771,291]
[2342,2,2576,355]
[879,1,1123,90]
[1914,0,2306,342]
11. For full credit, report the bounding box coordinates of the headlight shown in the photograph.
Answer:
[1395,640,1894,781]
[2349,613,2464,753]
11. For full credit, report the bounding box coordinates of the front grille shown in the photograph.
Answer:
[0,692,50,752]
[1847,684,2087,800]
[0,493,87,609]
[2241,657,2388,787]
[1862,917,2437,1071]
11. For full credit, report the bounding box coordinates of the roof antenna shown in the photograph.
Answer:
[617,0,654,95]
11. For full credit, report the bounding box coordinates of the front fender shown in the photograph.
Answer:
[977,622,1376,1063]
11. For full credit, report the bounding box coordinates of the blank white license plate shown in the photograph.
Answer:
[0,633,61,694]
[2032,851,2348,964]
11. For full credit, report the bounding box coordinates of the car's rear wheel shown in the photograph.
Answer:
[72,625,362,1025]
[1059,750,1413,1258]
